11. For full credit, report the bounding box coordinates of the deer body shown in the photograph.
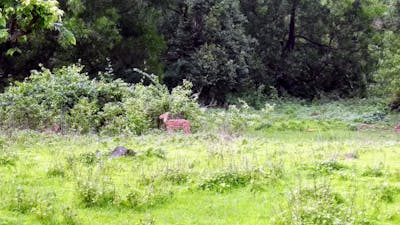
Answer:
[395,124,400,132]
[159,112,191,134]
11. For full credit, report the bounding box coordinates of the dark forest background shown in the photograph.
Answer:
[2,0,400,106]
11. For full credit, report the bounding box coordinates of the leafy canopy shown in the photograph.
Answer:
[0,0,74,52]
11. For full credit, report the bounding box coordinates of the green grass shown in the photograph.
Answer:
[1,100,400,224]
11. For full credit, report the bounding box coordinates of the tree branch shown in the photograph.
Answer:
[295,35,334,50]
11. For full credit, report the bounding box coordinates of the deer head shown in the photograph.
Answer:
[159,112,170,123]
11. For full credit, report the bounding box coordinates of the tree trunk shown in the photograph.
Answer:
[284,0,298,52]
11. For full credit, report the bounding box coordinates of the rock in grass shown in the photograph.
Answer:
[109,146,136,158]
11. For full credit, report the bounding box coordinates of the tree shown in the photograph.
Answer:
[0,0,74,90]
[240,0,385,98]
[162,0,260,104]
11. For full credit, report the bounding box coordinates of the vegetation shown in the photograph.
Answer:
[0,65,199,134]
[2,0,400,224]
[1,102,400,224]
[1,0,400,105]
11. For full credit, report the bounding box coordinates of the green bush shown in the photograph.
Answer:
[76,177,117,207]
[0,150,17,166]
[0,65,200,135]
[273,184,371,225]
[0,65,97,130]
[212,101,274,135]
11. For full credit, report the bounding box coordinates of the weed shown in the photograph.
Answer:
[31,193,56,222]
[362,163,386,177]
[199,171,252,193]
[76,177,117,207]
[273,183,369,225]
[0,150,17,166]
[162,168,189,185]
[8,187,56,222]
[312,160,347,175]
[62,206,82,225]
[122,187,173,209]
[141,147,166,160]
[354,111,387,124]
[8,186,38,213]
[47,164,66,177]
[136,214,157,225]
[66,154,76,168]
[372,183,400,203]
[124,189,142,208]
[78,152,101,166]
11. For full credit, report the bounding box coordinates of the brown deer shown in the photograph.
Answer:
[395,124,400,133]
[159,112,191,135]
[41,123,61,134]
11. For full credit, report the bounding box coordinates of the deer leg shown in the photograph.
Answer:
[184,126,191,134]
[167,126,173,135]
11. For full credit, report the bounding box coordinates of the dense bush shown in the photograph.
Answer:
[273,184,371,225]
[0,65,200,135]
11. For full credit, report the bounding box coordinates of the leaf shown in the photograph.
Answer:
[0,29,8,42]
[6,47,22,56]
[60,26,76,46]
[0,16,6,28]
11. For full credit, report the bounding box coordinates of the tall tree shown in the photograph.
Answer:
[162,0,260,104]
[0,0,73,89]
[0,0,166,89]
[240,0,384,98]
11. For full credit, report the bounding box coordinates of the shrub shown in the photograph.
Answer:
[0,65,96,130]
[122,187,173,209]
[313,160,347,175]
[372,183,400,203]
[0,150,17,166]
[8,186,38,213]
[46,164,66,178]
[199,171,252,193]
[78,152,101,166]
[273,184,370,225]
[362,163,387,177]
[198,166,281,193]
[226,85,268,109]
[0,65,200,135]
[213,101,274,135]
[162,168,190,185]
[8,187,55,221]
[62,206,82,225]
[66,98,100,134]
[76,177,116,207]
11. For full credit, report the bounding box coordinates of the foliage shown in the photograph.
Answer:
[76,176,116,207]
[0,65,200,134]
[240,0,385,99]
[0,0,399,104]
[0,0,165,91]
[1,101,400,224]
[0,150,16,166]
[0,0,75,91]
[212,101,274,135]
[312,160,347,175]
[7,186,55,222]
[371,30,400,110]
[273,184,370,225]
[199,171,252,193]
[163,0,259,104]
[0,0,65,45]
[371,183,400,203]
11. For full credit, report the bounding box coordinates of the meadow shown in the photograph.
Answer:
[1,100,400,225]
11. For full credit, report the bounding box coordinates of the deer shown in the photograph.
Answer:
[395,124,400,133]
[41,123,62,134]
[159,112,191,135]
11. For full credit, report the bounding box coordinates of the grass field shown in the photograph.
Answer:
[1,100,400,225]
